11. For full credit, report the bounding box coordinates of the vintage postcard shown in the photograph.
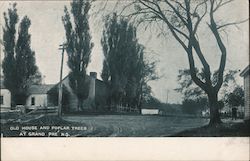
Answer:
[0,0,249,160]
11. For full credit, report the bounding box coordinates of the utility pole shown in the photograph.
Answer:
[0,23,3,77]
[166,89,169,104]
[58,43,67,117]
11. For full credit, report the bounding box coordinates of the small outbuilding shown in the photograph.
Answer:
[26,84,54,109]
[240,65,250,121]
[141,108,159,115]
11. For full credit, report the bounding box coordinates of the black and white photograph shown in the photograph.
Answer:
[0,0,249,138]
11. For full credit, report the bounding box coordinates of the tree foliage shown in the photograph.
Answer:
[182,97,208,115]
[2,3,18,100]
[15,16,39,92]
[225,86,244,107]
[176,68,239,114]
[62,0,94,109]
[101,13,157,110]
[2,3,41,105]
[175,68,239,100]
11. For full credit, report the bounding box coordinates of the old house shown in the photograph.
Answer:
[240,65,250,121]
[0,76,11,111]
[26,84,54,109]
[48,72,108,113]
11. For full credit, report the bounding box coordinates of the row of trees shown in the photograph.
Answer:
[62,0,157,111]
[2,3,42,106]
[2,1,157,112]
[3,0,246,126]
[175,68,244,115]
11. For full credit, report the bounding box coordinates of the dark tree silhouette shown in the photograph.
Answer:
[225,86,244,107]
[2,4,41,105]
[15,16,39,103]
[62,0,94,110]
[2,3,18,105]
[117,0,247,125]
[101,13,157,110]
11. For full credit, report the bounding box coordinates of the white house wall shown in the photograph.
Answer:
[0,89,11,109]
[26,94,48,109]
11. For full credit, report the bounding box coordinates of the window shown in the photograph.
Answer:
[0,96,3,105]
[31,97,35,106]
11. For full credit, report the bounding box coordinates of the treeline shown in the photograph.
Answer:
[61,1,157,110]
[2,3,42,106]
[175,68,244,115]
[142,96,182,114]
[2,1,157,111]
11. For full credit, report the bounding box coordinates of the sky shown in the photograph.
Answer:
[0,0,249,104]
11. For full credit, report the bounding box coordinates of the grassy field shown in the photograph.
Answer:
[1,114,209,137]
[63,115,209,136]
[1,114,248,137]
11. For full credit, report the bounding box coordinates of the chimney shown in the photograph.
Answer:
[90,72,97,79]
[88,72,97,101]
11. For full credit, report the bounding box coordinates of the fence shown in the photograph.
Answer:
[111,105,140,113]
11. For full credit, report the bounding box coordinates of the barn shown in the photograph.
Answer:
[240,65,250,121]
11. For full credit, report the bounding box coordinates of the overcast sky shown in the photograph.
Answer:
[0,0,249,103]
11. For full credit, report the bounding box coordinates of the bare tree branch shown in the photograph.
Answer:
[213,0,235,12]
[209,0,227,92]
[217,18,249,30]
[163,0,188,26]
[193,0,208,34]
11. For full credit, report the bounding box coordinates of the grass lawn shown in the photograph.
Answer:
[1,114,249,137]
[63,115,210,136]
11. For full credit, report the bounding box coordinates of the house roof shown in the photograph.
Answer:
[27,84,55,95]
[54,73,104,88]
[240,65,250,77]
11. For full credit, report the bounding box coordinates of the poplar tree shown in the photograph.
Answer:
[15,16,39,103]
[62,0,94,110]
[2,4,18,103]
[2,3,41,105]
[101,13,157,110]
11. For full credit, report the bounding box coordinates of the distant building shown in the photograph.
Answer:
[141,108,159,115]
[26,84,54,109]
[0,76,11,111]
[240,65,250,121]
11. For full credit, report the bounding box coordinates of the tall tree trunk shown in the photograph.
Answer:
[208,90,222,126]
